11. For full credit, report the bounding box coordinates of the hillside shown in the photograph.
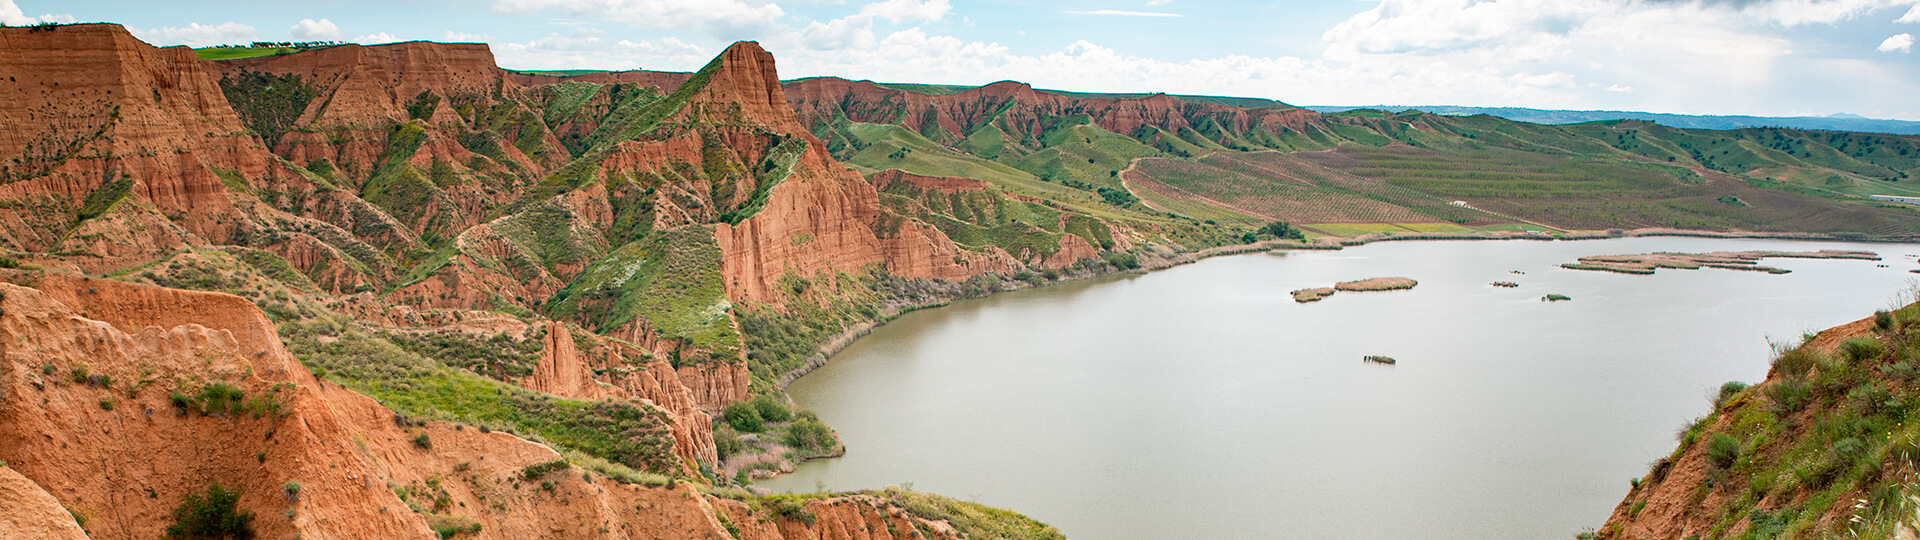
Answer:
[780,78,1920,239]
[1305,106,1920,136]
[1596,300,1920,538]
[0,22,1067,539]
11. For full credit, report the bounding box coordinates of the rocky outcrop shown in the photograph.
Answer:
[0,23,278,257]
[870,169,988,193]
[0,466,89,540]
[0,274,988,540]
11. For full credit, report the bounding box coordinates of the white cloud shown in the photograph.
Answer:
[1728,0,1917,26]
[493,28,707,70]
[1,0,74,26]
[446,31,494,42]
[1064,10,1181,17]
[289,18,341,41]
[490,0,785,39]
[860,0,950,24]
[802,15,877,51]
[1898,4,1920,22]
[131,22,258,47]
[1880,32,1915,52]
[1146,0,1174,5]
[355,32,402,44]
[1606,84,1635,92]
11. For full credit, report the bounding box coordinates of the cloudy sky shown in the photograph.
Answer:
[5,0,1917,119]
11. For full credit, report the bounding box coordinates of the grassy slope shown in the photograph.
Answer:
[1603,302,1920,538]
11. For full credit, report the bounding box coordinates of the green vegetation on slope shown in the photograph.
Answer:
[544,226,738,363]
[1604,302,1920,539]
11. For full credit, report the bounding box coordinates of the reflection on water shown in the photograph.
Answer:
[759,237,1920,539]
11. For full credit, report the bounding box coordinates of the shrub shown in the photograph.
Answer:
[193,383,246,415]
[1766,379,1812,416]
[1841,338,1883,362]
[1772,347,1818,377]
[413,433,433,450]
[1715,381,1748,407]
[1876,310,1894,330]
[713,424,745,462]
[282,482,301,502]
[99,398,115,411]
[69,364,89,384]
[164,483,255,539]
[723,401,765,433]
[520,460,568,482]
[1705,433,1740,470]
[783,417,836,455]
[751,395,792,423]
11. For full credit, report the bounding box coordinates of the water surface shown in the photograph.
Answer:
[760,237,1920,539]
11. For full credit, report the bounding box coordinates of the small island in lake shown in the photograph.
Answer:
[1291,287,1337,303]
[1364,355,1397,365]
[1492,281,1519,288]
[1561,250,1878,275]
[1543,294,1572,302]
[1335,277,1418,291]
[1292,277,1417,302]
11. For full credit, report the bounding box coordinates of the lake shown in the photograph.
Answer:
[758,237,1920,539]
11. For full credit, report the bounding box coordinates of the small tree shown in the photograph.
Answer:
[1260,221,1305,241]
[723,401,765,433]
[165,483,255,539]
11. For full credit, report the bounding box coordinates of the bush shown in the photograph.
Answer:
[1705,433,1741,470]
[519,460,568,482]
[282,482,301,502]
[783,417,836,455]
[1841,338,1883,362]
[1766,379,1812,416]
[713,424,745,462]
[1715,381,1748,407]
[724,401,765,433]
[165,483,255,539]
[1875,310,1894,330]
[751,395,792,423]
[413,433,433,450]
[1260,221,1306,241]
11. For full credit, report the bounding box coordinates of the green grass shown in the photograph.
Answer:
[1612,301,1920,538]
[544,226,738,362]
[286,321,681,474]
[1300,223,1417,236]
[193,46,318,61]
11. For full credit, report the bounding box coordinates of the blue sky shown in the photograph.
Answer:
[5,0,1918,119]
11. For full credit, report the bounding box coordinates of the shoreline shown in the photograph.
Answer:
[771,227,1920,393]
[751,227,1919,486]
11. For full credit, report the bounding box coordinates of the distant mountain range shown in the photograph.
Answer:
[1303,106,1920,135]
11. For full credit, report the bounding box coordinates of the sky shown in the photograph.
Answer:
[4,0,1918,120]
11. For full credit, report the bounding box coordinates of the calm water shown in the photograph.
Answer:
[759,237,1920,539]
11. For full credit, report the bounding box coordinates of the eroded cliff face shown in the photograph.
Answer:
[0,275,984,540]
[0,27,1065,539]
[0,24,274,265]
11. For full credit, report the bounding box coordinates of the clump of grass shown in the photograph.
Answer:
[282,481,301,502]
[1716,381,1749,407]
[1705,433,1741,470]
[413,433,433,450]
[164,483,253,539]
[520,460,569,482]
[1766,379,1812,417]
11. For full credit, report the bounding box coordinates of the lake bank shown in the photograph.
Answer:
[758,236,1920,538]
